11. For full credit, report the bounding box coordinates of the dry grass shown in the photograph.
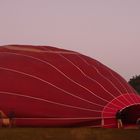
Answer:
[0,127,140,140]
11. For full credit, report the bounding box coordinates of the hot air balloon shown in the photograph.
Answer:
[0,45,139,128]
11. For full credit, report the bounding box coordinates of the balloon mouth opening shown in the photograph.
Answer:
[120,104,140,125]
[102,93,140,127]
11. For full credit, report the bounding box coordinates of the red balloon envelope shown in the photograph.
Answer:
[0,45,140,128]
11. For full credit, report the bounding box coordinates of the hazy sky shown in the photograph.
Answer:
[0,0,140,80]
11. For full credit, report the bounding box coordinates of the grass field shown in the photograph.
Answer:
[0,127,140,140]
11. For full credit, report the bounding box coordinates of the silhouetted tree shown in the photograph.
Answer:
[128,75,140,94]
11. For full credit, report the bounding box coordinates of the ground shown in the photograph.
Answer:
[0,127,140,140]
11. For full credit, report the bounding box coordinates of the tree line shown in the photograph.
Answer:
[128,75,140,94]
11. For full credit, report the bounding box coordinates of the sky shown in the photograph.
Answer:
[0,0,140,81]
